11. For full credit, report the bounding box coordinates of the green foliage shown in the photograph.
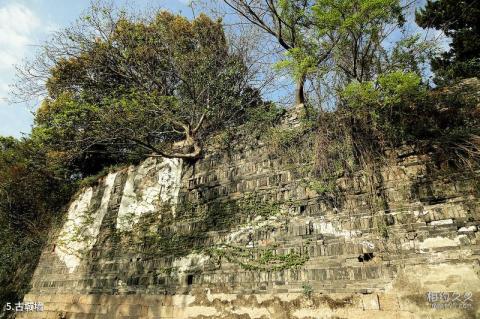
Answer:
[238,195,281,218]
[209,245,309,272]
[416,0,480,84]
[313,0,404,36]
[308,179,337,195]
[342,71,424,109]
[0,223,45,318]
[341,81,379,109]
[29,7,266,178]
[313,0,404,81]
[0,137,74,314]
[388,34,437,75]
[377,71,423,106]
[249,104,286,125]
[302,282,314,298]
[275,47,319,81]
[330,71,480,171]
[256,249,309,271]
[340,71,426,144]
[209,103,284,151]
[270,0,431,110]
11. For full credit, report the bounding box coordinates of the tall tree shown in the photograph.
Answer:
[416,0,480,84]
[18,6,264,170]
[312,0,405,83]
[224,0,413,109]
[223,0,333,107]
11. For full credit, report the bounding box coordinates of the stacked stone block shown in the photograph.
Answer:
[18,138,480,318]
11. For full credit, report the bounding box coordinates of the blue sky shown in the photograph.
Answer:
[0,0,192,138]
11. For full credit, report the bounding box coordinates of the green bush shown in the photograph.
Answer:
[302,282,314,298]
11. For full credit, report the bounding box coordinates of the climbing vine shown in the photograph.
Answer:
[208,244,309,272]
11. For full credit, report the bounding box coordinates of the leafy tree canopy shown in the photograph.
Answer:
[311,0,404,82]
[22,7,265,176]
[416,0,480,84]
[248,0,431,107]
[223,0,326,106]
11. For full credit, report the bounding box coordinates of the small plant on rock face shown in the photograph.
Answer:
[309,179,337,195]
[302,282,313,298]
[239,195,281,219]
[376,216,389,239]
[208,245,309,272]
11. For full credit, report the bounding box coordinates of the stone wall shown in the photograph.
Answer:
[17,129,480,318]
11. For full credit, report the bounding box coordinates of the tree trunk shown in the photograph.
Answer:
[170,129,202,159]
[295,73,306,106]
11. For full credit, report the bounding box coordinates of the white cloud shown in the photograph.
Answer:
[0,3,40,71]
[0,2,49,137]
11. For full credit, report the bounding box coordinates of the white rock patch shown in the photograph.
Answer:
[458,226,477,233]
[313,219,362,239]
[55,172,117,273]
[429,219,454,226]
[173,253,210,273]
[419,235,467,251]
[116,157,182,231]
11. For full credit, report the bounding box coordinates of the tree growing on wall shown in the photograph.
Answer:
[223,0,336,107]
[224,0,427,109]
[17,5,265,171]
[312,0,405,83]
